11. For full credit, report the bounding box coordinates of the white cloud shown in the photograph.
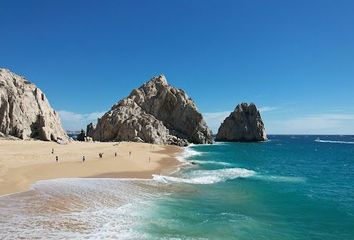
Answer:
[203,111,230,133]
[266,113,354,134]
[58,110,105,131]
[259,106,279,113]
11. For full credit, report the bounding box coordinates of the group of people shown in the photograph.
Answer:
[50,143,155,167]
[52,148,119,163]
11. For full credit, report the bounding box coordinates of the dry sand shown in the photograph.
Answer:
[0,140,182,196]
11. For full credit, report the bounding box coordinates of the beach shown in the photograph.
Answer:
[0,140,182,196]
[0,136,353,239]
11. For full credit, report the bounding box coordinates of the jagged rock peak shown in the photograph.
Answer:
[215,103,267,142]
[148,75,168,85]
[87,75,212,146]
[0,68,68,142]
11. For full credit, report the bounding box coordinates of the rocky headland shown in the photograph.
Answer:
[0,68,68,142]
[215,103,267,142]
[87,75,212,146]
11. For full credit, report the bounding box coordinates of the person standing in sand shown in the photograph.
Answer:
[55,156,58,162]
[51,148,54,154]
[82,156,85,162]
[129,151,131,158]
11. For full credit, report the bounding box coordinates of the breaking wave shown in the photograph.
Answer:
[176,147,203,163]
[315,139,354,145]
[0,178,159,240]
[153,168,256,185]
[190,160,233,167]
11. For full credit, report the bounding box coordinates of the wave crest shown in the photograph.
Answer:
[190,160,233,167]
[153,168,256,185]
[315,139,354,145]
[176,147,203,162]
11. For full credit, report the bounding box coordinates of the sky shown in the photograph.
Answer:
[1,0,354,134]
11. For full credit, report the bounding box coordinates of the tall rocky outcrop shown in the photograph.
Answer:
[215,103,267,142]
[0,68,68,142]
[87,75,212,146]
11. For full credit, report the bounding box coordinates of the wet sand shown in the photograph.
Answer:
[0,140,182,196]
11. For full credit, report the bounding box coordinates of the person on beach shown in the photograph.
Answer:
[56,156,58,162]
[51,148,54,154]
[82,156,85,162]
[129,151,131,157]
[115,152,117,157]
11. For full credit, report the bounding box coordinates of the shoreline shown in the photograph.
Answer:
[0,140,183,196]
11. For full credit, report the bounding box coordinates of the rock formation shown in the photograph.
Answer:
[86,123,96,138]
[87,75,212,146]
[76,129,86,141]
[0,68,68,142]
[215,103,267,142]
[76,129,93,142]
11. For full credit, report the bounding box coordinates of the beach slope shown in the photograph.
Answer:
[0,140,181,196]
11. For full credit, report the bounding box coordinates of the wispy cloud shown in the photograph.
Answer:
[58,110,105,131]
[203,111,230,133]
[267,113,354,134]
[259,106,279,113]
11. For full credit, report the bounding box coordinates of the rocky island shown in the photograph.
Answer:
[87,75,212,146]
[0,68,68,142]
[215,103,267,142]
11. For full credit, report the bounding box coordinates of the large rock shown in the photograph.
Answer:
[0,68,68,142]
[86,123,96,138]
[76,129,86,141]
[215,103,267,142]
[87,75,212,146]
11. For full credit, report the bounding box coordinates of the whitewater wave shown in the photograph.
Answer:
[176,146,203,163]
[153,167,305,185]
[212,142,228,145]
[153,168,256,184]
[190,160,233,167]
[0,178,159,240]
[315,139,354,145]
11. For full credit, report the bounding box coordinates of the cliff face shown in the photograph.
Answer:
[87,75,212,146]
[215,103,267,142]
[0,68,68,142]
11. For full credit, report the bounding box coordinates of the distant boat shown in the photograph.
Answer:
[315,137,320,142]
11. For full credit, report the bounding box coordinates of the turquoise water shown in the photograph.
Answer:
[139,135,354,239]
[1,135,354,239]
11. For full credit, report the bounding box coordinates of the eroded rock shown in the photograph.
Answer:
[215,103,267,142]
[0,68,68,142]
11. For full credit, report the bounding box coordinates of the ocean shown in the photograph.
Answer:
[1,135,354,239]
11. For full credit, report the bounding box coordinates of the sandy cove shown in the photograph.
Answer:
[0,140,182,196]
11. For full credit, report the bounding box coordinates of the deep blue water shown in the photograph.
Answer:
[141,135,354,239]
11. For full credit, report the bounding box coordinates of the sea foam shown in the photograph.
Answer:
[176,146,203,163]
[153,167,256,185]
[0,178,159,240]
[315,139,354,145]
[190,160,233,167]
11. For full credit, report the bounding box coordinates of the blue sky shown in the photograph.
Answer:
[1,0,354,133]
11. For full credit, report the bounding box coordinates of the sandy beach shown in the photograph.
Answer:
[0,140,182,196]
